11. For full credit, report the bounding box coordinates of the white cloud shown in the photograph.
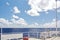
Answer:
[57,1,60,8]
[0,18,12,28]
[26,19,60,28]
[53,19,56,21]
[57,20,60,27]
[34,23,39,25]
[17,18,27,25]
[0,18,60,28]
[6,2,10,6]
[57,9,60,13]
[0,18,12,25]
[45,11,49,14]
[13,15,19,19]
[27,0,60,16]
[43,21,56,28]
[0,18,28,28]
[27,22,39,28]
[13,6,20,14]
[27,9,40,16]
[11,18,28,25]
[42,19,60,28]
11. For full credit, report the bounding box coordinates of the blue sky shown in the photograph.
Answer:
[0,0,60,28]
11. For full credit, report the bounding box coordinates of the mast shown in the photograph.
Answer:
[56,0,57,37]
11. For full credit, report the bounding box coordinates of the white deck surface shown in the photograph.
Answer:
[29,37,60,40]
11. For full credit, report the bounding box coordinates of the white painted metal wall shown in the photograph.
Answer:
[1,33,23,40]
